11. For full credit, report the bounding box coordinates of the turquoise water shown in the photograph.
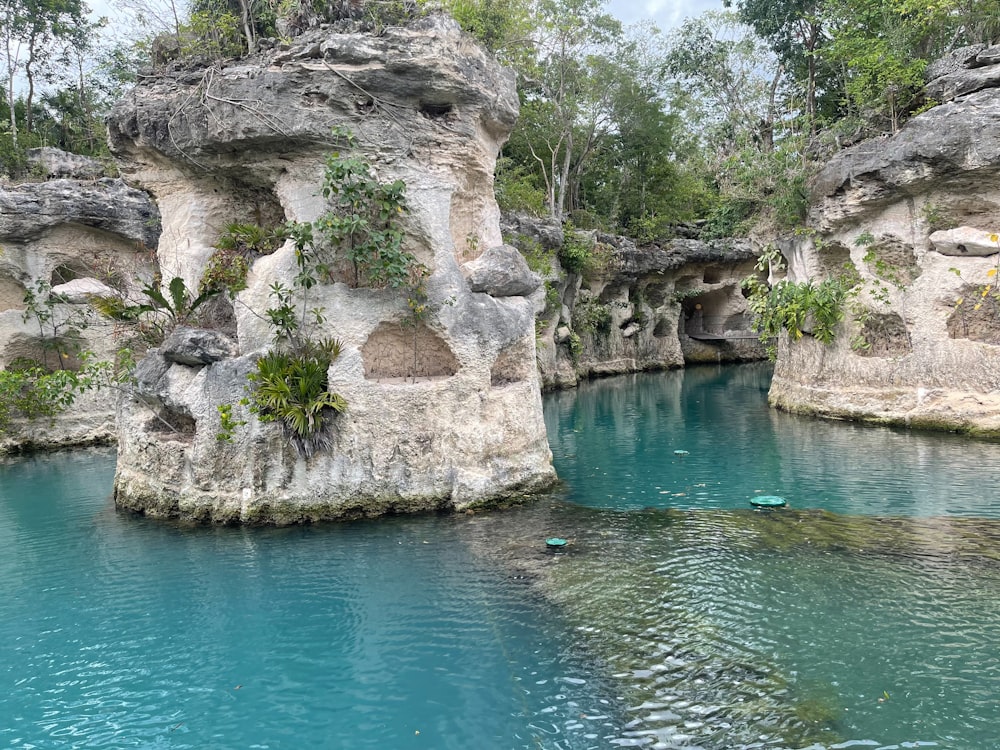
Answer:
[545,363,1000,518]
[0,450,618,748]
[5,363,1000,748]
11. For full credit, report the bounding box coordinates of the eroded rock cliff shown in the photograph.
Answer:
[0,168,160,452]
[770,44,1000,435]
[503,215,764,389]
[106,15,556,523]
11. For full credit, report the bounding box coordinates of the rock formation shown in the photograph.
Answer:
[106,15,556,523]
[770,44,1000,436]
[502,214,764,389]
[0,167,160,452]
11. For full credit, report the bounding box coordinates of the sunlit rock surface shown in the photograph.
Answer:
[107,16,555,522]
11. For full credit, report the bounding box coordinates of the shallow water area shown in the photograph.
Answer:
[541,363,1000,748]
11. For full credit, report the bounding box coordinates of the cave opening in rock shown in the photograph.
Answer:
[362,321,459,381]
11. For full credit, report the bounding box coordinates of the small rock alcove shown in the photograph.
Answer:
[0,276,27,313]
[491,340,533,387]
[361,321,459,382]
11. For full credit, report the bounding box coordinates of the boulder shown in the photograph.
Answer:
[929,227,1000,256]
[51,277,116,303]
[462,244,540,297]
[162,326,240,366]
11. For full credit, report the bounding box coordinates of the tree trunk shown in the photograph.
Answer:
[555,128,573,220]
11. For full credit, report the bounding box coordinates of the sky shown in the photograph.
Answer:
[605,0,725,30]
[92,0,728,34]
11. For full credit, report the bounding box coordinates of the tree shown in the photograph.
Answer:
[514,0,623,220]
[663,12,784,152]
[723,0,826,129]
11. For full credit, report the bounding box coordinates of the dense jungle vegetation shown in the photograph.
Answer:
[1,0,999,240]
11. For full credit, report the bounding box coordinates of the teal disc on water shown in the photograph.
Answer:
[751,495,787,508]
[546,537,568,547]
[673,450,689,456]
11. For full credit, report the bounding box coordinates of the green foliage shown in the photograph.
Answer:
[543,280,561,311]
[200,222,288,297]
[743,271,854,358]
[701,198,758,239]
[575,298,613,335]
[567,330,583,361]
[246,338,347,458]
[20,279,91,370]
[180,6,244,59]
[495,158,548,215]
[216,402,244,442]
[508,233,555,276]
[436,0,533,57]
[141,276,219,326]
[313,136,418,290]
[558,229,593,275]
[921,201,952,232]
[0,354,113,434]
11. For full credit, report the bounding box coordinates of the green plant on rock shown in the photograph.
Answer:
[92,276,219,345]
[0,354,114,435]
[558,227,593,275]
[921,201,952,233]
[247,338,347,458]
[200,222,289,298]
[21,280,92,371]
[575,298,613,335]
[508,233,555,277]
[543,280,561,311]
[313,129,419,290]
[567,330,583,362]
[743,273,854,359]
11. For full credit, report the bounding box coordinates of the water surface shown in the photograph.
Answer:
[0,450,617,748]
[6,363,1000,749]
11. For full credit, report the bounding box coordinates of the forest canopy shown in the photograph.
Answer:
[1,0,998,240]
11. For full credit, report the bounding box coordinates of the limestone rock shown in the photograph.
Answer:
[463,244,540,297]
[924,45,987,82]
[770,75,1000,436]
[929,227,1000,256]
[0,177,160,454]
[501,213,564,252]
[504,223,766,388]
[51,277,115,303]
[0,178,159,249]
[107,16,554,523]
[810,89,1000,231]
[162,326,240,366]
[925,61,1000,103]
[26,147,108,180]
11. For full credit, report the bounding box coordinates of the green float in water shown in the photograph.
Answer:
[751,495,787,508]
[546,537,568,549]
[673,450,690,456]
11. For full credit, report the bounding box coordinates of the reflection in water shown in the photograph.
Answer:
[546,363,1000,518]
